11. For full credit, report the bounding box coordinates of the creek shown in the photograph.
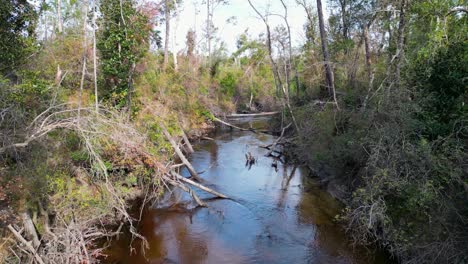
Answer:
[105,117,388,264]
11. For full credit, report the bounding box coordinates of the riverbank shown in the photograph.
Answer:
[283,92,467,264]
[0,105,221,263]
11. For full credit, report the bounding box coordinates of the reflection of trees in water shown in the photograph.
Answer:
[276,165,297,209]
[110,210,169,263]
[167,215,209,264]
[208,141,218,166]
[295,180,364,263]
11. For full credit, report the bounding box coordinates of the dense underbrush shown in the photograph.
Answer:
[292,40,467,263]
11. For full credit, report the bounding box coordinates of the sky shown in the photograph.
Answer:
[164,0,329,54]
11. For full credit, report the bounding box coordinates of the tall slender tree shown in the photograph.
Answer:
[163,0,171,69]
[316,0,339,109]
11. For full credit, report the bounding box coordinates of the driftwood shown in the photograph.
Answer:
[180,129,194,153]
[163,176,206,207]
[213,116,256,132]
[272,159,278,171]
[21,212,41,249]
[172,172,228,199]
[171,163,185,169]
[7,225,45,264]
[265,123,291,157]
[225,111,279,118]
[160,122,201,181]
[245,152,256,169]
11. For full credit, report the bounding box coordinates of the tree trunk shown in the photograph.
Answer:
[172,0,180,72]
[364,24,372,84]
[280,0,300,97]
[339,0,348,41]
[280,0,292,97]
[395,0,407,89]
[78,0,88,118]
[92,0,98,113]
[362,23,374,110]
[172,171,228,199]
[57,0,63,34]
[181,129,194,153]
[247,0,299,129]
[316,0,339,109]
[206,0,211,65]
[163,0,170,69]
[21,212,40,249]
[160,123,201,181]
[247,0,283,96]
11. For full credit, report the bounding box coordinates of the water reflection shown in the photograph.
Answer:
[104,118,388,264]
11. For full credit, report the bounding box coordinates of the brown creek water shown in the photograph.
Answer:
[104,117,390,264]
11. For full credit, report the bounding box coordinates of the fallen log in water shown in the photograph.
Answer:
[172,172,228,199]
[265,123,292,157]
[212,116,256,133]
[160,122,202,182]
[180,128,194,153]
[164,176,207,207]
[162,170,229,207]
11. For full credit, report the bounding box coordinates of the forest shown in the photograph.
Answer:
[0,0,466,263]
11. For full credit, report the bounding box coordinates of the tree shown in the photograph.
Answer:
[57,0,63,34]
[163,0,171,69]
[78,0,89,115]
[98,0,151,109]
[0,0,37,76]
[203,0,228,65]
[186,29,196,57]
[247,0,299,130]
[279,0,300,97]
[316,0,339,109]
[394,0,407,89]
[297,0,318,47]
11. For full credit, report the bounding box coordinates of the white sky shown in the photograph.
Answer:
[164,0,329,54]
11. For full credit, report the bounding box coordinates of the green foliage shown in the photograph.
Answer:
[70,150,89,163]
[294,26,467,261]
[219,72,237,97]
[297,93,467,262]
[7,71,52,106]
[0,72,53,137]
[98,0,151,107]
[0,0,37,74]
[411,40,467,139]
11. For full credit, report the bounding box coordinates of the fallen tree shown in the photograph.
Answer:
[225,111,279,118]
[212,116,257,132]
[2,104,229,263]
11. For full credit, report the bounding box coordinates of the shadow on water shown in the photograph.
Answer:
[103,117,392,264]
